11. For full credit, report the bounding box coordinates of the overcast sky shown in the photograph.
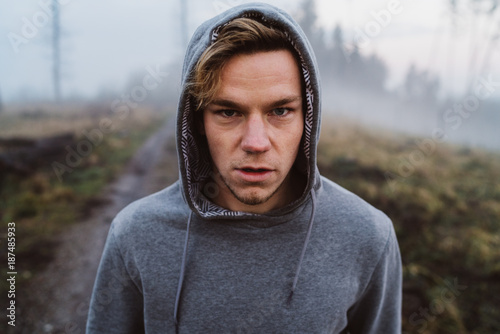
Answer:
[1,0,499,101]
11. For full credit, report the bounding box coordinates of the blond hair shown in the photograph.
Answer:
[188,18,296,110]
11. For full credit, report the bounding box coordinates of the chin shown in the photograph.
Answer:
[233,188,278,206]
[238,195,269,206]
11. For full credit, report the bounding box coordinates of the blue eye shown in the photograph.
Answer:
[272,108,290,116]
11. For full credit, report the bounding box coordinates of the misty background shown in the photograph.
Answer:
[1,0,499,150]
[1,1,500,332]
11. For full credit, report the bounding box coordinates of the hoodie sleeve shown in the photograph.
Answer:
[86,224,145,334]
[346,225,403,334]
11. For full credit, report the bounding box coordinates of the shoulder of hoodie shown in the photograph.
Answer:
[108,180,189,241]
[317,176,396,252]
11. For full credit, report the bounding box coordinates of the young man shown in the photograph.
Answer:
[87,3,402,333]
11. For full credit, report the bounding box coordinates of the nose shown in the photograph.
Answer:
[241,114,271,153]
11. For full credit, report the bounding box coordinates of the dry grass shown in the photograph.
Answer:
[2,107,498,332]
[0,104,168,316]
[318,116,500,333]
[0,103,165,138]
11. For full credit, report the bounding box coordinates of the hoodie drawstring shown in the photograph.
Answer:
[174,211,192,332]
[174,189,317,329]
[288,188,316,304]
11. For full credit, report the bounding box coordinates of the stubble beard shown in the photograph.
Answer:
[219,171,288,206]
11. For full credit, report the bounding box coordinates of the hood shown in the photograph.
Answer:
[175,2,322,220]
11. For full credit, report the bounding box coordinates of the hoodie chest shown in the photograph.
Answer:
[139,220,359,333]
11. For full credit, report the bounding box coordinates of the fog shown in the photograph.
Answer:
[1,0,499,150]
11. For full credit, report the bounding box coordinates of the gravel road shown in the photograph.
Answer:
[16,117,178,334]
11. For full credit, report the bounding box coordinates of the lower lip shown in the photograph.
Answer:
[236,169,273,183]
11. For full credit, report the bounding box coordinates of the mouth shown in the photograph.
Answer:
[235,166,274,182]
[240,168,271,173]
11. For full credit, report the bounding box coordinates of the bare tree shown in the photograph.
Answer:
[450,0,498,14]
[293,0,390,93]
[449,0,499,92]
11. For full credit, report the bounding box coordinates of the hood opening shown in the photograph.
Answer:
[177,6,321,220]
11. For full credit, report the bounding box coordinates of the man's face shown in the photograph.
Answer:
[203,50,304,214]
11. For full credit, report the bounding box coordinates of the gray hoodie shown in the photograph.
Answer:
[87,3,402,334]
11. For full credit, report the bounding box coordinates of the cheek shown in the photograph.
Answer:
[205,128,233,165]
[276,122,303,161]
[206,131,221,155]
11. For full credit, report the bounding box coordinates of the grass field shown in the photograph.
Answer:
[1,107,498,333]
[318,116,500,333]
[0,105,168,308]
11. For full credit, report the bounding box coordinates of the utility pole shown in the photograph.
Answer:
[0,86,3,113]
[52,0,61,102]
[180,0,188,49]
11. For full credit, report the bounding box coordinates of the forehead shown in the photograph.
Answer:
[216,50,303,103]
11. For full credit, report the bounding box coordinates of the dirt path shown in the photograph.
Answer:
[17,117,178,334]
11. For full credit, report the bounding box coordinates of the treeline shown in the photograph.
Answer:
[110,0,443,111]
[295,0,440,105]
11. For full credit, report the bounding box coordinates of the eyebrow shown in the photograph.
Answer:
[210,96,302,109]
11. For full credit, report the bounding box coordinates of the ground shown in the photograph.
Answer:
[15,118,178,334]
